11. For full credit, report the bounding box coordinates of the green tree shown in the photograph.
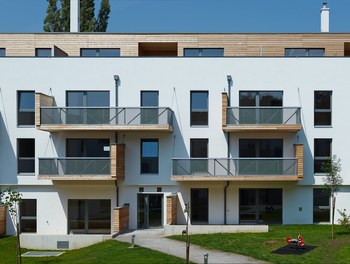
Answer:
[323,155,343,240]
[0,187,22,264]
[95,0,110,32]
[43,0,61,32]
[80,0,96,32]
[60,0,71,32]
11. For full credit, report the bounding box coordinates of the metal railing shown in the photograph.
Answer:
[39,157,110,176]
[226,107,301,125]
[40,107,174,127]
[172,158,297,177]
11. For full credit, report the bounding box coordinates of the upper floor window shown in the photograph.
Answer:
[191,91,208,126]
[0,48,5,57]
[80,48,120,57]
[285,48,325,57]
[314,138,332,174]
[35,48,51,57]
[17,91,35,126]
[184,48,224,57]
[141,91,159,124]
[141,139,159,174]
[66,91,110,107]
[17,138,35,174]
[20,199,37,233]
[239,91,282,106]
[314,91,332,126]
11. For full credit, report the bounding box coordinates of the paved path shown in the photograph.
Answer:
[115,229,265,264]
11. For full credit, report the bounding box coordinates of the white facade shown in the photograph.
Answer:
[1,56,350,249]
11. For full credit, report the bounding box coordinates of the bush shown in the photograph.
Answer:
[338,209,350,230]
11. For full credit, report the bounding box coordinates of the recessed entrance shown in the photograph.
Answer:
[137,194,163,228]
[191,188,208,224]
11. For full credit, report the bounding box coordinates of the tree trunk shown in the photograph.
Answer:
[331,196,336,240]
[16,222,22,264]
[185,205,190,264]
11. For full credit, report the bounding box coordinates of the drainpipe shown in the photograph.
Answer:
[115,181,119,207]
[224,181,230,225]
[114,75,119,107]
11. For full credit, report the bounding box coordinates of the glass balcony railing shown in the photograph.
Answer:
[39,157,110,176]
[226,107,301,125]
[172,158,298,177]
[40,107,174,127]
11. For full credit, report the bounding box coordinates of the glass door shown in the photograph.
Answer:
[137,194,163,229]
[191,188,208,224]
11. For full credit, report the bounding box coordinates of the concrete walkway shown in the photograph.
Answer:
[115,229,265,264]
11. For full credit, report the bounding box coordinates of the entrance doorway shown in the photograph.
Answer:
[239,189,282,224]
[137,194,163,228]
[191,188,209,224]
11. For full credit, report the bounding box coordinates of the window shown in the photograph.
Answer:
[141,91,159,124]
[239,91,283,107]
[80,48,120,57]
[285,48,325,57]
[66,139,110,157]
[66,91,109,107]
[184,48,224,57]
[0,48,5,57]
[20,199,37,233]
[68,199,111,234]
[190,139,208,174]
[313,188,330,223]
[314,91,332,126]
[141,139,159,174]
[35,48,51,57]
[314,139,332,174]
[18,139,35,174]
[191,91,208,126]
[17,91,35,126]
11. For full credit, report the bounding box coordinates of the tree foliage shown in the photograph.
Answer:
[43,0,111,32]
[323,155,343,240]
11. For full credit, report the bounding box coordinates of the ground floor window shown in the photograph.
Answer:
[20,199,37,233]
[239,189,282,224]
[68,199,111,234]
[313,188,330,223]
[191,188,209,224]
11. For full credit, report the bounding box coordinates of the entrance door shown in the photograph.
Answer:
[137,194,163,228]
[191,188,208,224]
[239,189,282,224]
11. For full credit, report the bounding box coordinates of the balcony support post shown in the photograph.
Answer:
[222,92,228,128]
[294,144,304,180]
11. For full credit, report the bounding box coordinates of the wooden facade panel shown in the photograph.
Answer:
[114,205,129,233]
[0,206,5,235]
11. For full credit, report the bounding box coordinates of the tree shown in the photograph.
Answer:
[43,0,61,32]
[95,0,110,32]
[323,155,343,240]
[43,0,111,32]
[0,187,22,264]
[183,203,190,264]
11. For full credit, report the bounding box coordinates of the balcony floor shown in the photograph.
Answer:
[38,175,116,180]
[37,124,173,132]
[171,175,301,181]
[223,124,301,133]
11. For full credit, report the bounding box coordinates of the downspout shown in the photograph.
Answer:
[224,180,230,225]
[115,181,119,207]
[114,75,119,207]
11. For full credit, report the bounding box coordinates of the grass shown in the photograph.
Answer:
[0,236,187,264]
[170,225,350,264]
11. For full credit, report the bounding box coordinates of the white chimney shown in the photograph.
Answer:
[320,2,330,33]
[70,0,80,32]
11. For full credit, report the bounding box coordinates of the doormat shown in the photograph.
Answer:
[22,251,64,257]
[272,245,316,255]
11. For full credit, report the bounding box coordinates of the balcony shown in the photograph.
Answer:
[223,107,301,133]
[172,144,303,181]
[35,93,173,132]
[38,144,125,180]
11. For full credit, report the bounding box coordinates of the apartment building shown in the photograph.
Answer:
[1,4,350,250]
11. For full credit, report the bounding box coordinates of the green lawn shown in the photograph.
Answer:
[171,225,350,264]
[0,236,186,264]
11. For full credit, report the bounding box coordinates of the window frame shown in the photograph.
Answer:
[80,48,120,57]
[140,139,159,174]
[313,188,330,223]
[35,48,51,57]
[0,48,5,57]
[184,48,224,57]
[314,91,332,127]
[190,91,209,126]
[20,199,37,233]
[17,138,35,175]
[314,138,332,175]
[17,91,35,127]
[284,48,325,57]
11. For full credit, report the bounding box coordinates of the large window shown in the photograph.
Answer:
[191,91,208,126]
[141,91,159,124]
[0,48,5,57]
[20,199,37,233]
[314,139,332,174]
[80,48,120,57]
[68,199,111,234]
[141,139,159,174]
[285,48,325,57]
[314,91,332,126]
[17,91,35,126]
[239,91,283,107]
[184,48,224,57]
[313,188,330,223]
[17,139,35,174]
[190,139,208,174]
[66,91,110,107]
[35,48,51,57]
[66,139,110,157]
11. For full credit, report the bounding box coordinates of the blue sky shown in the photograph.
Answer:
[0,0,350,33]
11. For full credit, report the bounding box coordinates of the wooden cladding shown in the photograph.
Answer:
[111,144,125,181]
[35,92,54,128]
[113,205,129,233]
[294,144,304,180]
[0,206,5,235]
[166,195,177,225]
[1,33,350,57]
[222,92,228,127]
